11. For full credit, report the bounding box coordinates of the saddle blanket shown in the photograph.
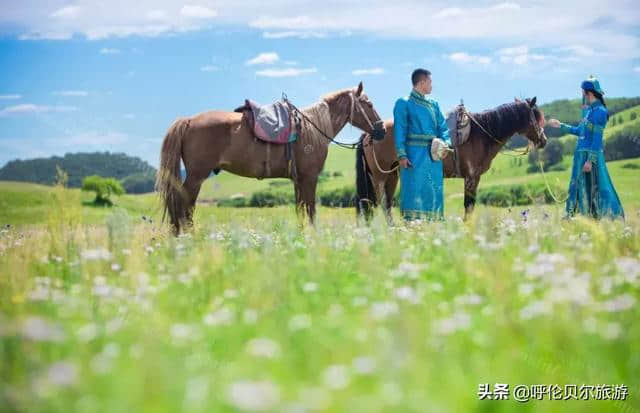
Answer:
[237,99,298,144]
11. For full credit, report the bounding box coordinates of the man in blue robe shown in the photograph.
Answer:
[394,68,451,221]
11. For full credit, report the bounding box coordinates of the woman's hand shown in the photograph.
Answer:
[582,160,592,173]
[547,118,561,128]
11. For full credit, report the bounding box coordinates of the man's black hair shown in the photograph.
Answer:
[411,68,431,86]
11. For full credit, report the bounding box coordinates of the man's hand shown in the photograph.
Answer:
[547,118,561,128]
[582,160,592,173]
[399,157,412,169]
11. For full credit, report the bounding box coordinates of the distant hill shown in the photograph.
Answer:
[0,152,157,190]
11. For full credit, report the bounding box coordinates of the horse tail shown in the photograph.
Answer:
[355,136,376,220]
[156,118,189,234]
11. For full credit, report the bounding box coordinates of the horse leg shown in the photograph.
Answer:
[383,172,398,224]
[298,176,319,225]
[182,170,210,229]
[463,176,480,220]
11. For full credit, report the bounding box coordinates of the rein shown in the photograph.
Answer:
[283,92,370,150]
[537,157,569,204]
[463,108,528,157]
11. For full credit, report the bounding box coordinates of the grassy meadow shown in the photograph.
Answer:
[1,142,640,412]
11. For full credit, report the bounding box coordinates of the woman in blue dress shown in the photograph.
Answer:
[547,76,624,220]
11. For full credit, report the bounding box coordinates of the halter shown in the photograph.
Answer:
[349,91,376,131]
[527,106,545,144]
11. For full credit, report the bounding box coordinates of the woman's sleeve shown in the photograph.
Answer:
[559,121,581,136]
[393,99,408,159]
[587,108,607,163]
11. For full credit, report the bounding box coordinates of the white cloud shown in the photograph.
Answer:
[50,6,80,19]
[53,90,89,97]
[447,52,491,66]
[491,2,520,11]
[180,5,217,19]
[255,67,317,77]
[246,52,279,66]
[146,9,168,21]
[634,66,640,73]
[262,31,326,39]
[497,45,529,56]
[4,1,639,63]
[100,47,120,54]
[434,8,463,19]
[123,113,135,119]
[495,45,552,65]
[58,131,128,146]
[352,67,384,76]
[250,16,315,30]
[200,65,219,72]
[0,94,21,100]
[0,104,78,116]
[555,45,595,57]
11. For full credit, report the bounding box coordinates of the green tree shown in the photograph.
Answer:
[82,175,124,206]
[631,112,638,121]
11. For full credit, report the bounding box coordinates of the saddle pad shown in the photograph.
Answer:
[245,99,298,144]
[445,104,471,147]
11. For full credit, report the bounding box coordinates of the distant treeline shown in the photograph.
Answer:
[0,152,157,193]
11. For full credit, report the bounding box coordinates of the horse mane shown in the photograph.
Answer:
[472,101,533,141]
[322,88,353,103]
[299,100,334,148]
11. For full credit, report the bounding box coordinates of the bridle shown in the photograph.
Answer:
[527,106,546,146]
[349,91,377,131]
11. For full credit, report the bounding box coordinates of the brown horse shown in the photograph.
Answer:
[156,82,385,233]
[355,97,547,221]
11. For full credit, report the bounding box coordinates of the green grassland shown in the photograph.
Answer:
[1,185,639,412]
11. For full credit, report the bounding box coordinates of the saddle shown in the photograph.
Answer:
[445,103,471,147]
[234,99,300,144]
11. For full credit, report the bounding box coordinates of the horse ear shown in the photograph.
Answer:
[356,81,363,96]
[530,96,537,107]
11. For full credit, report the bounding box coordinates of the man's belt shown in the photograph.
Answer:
[407,134,436,146]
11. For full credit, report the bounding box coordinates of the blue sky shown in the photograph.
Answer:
[1,1,639,168]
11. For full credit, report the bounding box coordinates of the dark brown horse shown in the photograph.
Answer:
[156,82,385,233]
[355,97,547,221]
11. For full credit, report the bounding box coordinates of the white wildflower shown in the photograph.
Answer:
[394,286,419,304]
[288,314,312,331]
[246,338,280,359]
[81,248,112,261]
[323,364,350,390]
[46,361,77,387]
[302,282,318,293]
[370,301,399,320]
[434,311,471,335]
[599,294,636,312]
[227,380,280,411]
[21,317,65,342]
[352,356,376,375]
[203,307,234,326]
